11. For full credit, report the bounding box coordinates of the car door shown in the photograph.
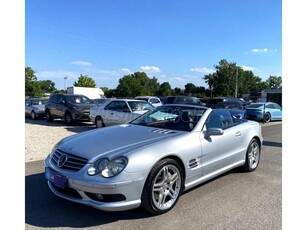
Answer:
[102,101,131,126]
[200,110,243,177]
[269,103,282,120]
[53,95,67,118]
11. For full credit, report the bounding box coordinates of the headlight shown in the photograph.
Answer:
[88,157,128,178]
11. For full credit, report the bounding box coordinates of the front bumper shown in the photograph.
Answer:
[44,155,148,211]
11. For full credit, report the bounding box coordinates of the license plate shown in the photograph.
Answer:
[45,168,67,189]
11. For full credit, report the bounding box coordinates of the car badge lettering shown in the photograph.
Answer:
[57,154,68,167]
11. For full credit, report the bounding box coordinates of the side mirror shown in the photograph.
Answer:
[204,128,224,138]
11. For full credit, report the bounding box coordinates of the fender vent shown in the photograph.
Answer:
[188,158,200,169]
[151,129,176,134]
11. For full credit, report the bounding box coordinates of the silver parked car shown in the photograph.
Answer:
[89,99,154,128]
[45,104,263,214]
[25,97,47,120]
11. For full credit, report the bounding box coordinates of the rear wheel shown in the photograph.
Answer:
[264,112,271,123]
[141,158,183,215]
[64,112,74,125]
[95,117,105,128]
[45,110,53,122]
[242,138,260,172]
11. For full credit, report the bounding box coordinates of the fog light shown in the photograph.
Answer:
[95,194,104,200]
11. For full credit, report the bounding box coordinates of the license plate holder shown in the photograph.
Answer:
[45,168,67,189]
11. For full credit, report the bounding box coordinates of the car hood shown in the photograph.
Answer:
[57,124,184,162]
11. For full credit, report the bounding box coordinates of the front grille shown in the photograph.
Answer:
[51,149,88,171]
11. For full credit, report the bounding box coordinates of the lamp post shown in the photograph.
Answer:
[64,76,68,91]
[234,67,238,98]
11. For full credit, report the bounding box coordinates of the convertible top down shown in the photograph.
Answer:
[45,104,263,214]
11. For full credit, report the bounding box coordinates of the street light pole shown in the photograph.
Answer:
[64,76,68,90]
[235,67,238,98]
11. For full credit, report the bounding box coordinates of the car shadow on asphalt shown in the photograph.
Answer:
[263,141,282,148]
[25,173,153,228]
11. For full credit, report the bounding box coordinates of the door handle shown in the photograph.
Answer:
[235,131,241,137]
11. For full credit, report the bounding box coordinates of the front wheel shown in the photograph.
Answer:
[31,111,36,120]
[95,117,105,128]
[242,138,261,172]
[64,112,74,125]
[141,158,183,215]
[45,110,53,122]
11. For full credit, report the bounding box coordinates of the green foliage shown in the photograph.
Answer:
[203,59,271,97]
[266,76,282,89]
[156,82,172,96]
[74,74,96,87]
[116,72,160,97]
[25,66,57,96]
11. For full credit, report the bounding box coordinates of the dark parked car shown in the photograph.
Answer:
[163,96,203,105]
[206,97,245,108]
[45,94,97,125]
[25,97,47,120]
[215,101,246,119]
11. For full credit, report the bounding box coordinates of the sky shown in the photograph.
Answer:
[25,0,282,90]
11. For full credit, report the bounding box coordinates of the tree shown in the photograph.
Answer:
[25,66,43,97]
[39,80,56,93]
[266,76,282,89]
[156,82,172,96]
[116,72,160,97]
[184,83,197,95]
[173,87,183,96]
[203,59,269,97]
[74,74,96,87]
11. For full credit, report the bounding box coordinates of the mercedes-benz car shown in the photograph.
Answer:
[25,97,47,120]
[89,99,154,128]
[45,104,263,214]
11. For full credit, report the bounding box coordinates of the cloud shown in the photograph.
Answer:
[71,61,92,66]
[140,66,160,73]
[241,65,255,71]
[37,71,77,79]
[251,48,268,53]
[120,68,131,74]
[190,67,215,74]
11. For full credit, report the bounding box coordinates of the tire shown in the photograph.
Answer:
[64,112,74,125]
[264,112,271,123]
[242,138,261,172]
[141,158,183,215]
[95,117,105,128]
[45,110,53,122]
[31,111,36,120]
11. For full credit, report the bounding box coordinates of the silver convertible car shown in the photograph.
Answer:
[45,104,263,214]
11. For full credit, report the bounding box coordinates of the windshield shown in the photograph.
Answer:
[67,95,94,104]
[246,103,264,108]
[128,101,154,112]
[31,99,46,105]
[131,105,206,132]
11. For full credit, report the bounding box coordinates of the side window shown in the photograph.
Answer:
[104,101,117,111]
[57,95,66,104]
[105,101,130,112]
[50,95,59,103]
[205,110,234,130]
[266,104,274,109]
